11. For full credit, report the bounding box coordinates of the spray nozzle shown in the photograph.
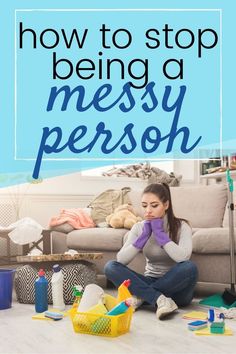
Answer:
[122,279,131,288]
[72,285,83,297]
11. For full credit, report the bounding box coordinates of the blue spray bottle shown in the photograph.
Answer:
[34,269,48,313]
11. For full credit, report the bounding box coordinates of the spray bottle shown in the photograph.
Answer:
[72,285,83,309]
[117,279,132,301]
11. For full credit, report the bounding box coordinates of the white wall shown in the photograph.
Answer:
[173,160,198,185]
[0,161,198,227]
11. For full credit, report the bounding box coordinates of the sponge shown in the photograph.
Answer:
[44,311,63,320]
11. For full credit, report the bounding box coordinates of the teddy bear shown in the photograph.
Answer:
[106,203,142,230]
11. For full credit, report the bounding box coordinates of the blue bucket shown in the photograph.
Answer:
[0,269,15,310]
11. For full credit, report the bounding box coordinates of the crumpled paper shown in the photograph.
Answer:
[7,217,43,245]
[27,248,43,256]
[64,249,79,256]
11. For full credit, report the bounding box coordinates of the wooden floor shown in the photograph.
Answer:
[1,289,236,354]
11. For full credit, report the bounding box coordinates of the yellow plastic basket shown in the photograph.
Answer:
[70,299,133,337]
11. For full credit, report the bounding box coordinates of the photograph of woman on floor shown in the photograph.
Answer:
[104,183,198,320]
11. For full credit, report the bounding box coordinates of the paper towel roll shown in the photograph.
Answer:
[77,284,104,312]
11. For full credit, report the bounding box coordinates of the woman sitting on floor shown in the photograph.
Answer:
[104,182,198,320]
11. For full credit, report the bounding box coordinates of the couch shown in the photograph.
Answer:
[51,184,236,287]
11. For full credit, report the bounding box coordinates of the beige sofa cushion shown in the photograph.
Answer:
[67,227,127,251]
[192,227,236,254]
[170,184,227,228]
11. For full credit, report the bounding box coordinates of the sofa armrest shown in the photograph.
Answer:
[51,231,68,254]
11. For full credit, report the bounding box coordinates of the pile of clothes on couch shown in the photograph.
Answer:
[102,162,182,186]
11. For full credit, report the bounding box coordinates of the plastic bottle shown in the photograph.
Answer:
[72,285,83,309]
[51,264,65,311]
[106,298,132,316]
[117,279,132,301]
[208,308,215,322]
[34,269,48,313]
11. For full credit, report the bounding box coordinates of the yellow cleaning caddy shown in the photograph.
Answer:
[70,279,134,337]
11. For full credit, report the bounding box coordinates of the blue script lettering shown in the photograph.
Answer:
[32,83,201,178]
[47,82,136,112]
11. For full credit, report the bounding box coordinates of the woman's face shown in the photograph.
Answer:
[141,192,169,220]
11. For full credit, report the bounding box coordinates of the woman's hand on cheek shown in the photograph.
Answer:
[132,220,152,250]
[150,218,171,247]
[142,220,152,235]
[150,218,164,232]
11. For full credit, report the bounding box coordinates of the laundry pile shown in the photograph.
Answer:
[102,163,182,186]
[49,208,95,231]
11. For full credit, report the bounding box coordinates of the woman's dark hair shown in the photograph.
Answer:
[142,183,188,243]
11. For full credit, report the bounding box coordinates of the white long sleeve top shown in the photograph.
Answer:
[117,217,192,277]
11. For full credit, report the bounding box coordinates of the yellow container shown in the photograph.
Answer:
[117,279,132,302]
[70,295,133,337]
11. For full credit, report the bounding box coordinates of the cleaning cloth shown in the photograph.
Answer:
[199,294,236,309]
